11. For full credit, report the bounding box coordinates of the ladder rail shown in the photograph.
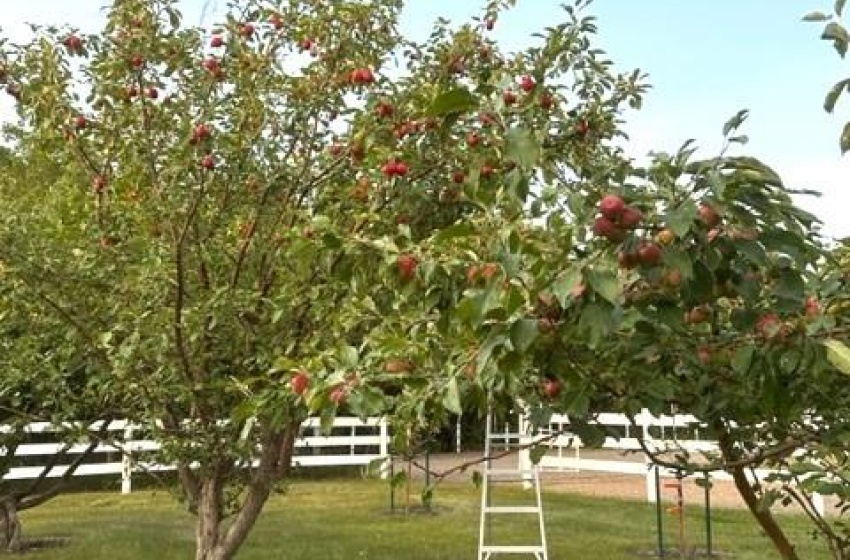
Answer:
[478,407,549,560]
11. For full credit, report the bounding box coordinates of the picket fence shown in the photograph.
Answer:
[2,417,390,494]
[516,409,827,514]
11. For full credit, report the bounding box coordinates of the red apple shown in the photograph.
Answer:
[329,384,348,405]
[375,100,394,118]
[466,131,481,147]
[63,35,83,53]
[540,92,554,110]
[542,378,562,400]
[397,254,418,281]
[617,251,639,270]
[756,313,783,339]
[384,359,413,374]
[576,120,590,135]
[291,371,309,395]
[685,306,709,324]
[519,75,535,92]
[805,296,820,317]
[240,23,255,39]
[300,37,314,51]
[466,264,481,284]
[201,154,216,170]
[145,87,158,99]
[268,13,284,30]
[637,243,662,266]
[503,90,518,105]
[599,194,625,219]
[210,35,224,48]
[92,175,107,194]
[698,203,721,227]
[452,171,465,184]
[619,206,643,229]
[74,115,88,130]
[592,216,623,241]
[193,124,212,142]
[130,53,145,70]
[480,164,494,179]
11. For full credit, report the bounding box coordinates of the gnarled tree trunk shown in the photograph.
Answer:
[193,425,298,560]
[0,496,22,553]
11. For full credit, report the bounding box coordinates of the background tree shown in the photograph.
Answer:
[0,140,121,552]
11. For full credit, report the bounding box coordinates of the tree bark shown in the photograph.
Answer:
[0,496,22,553]
[192,425,299,560]
[718,433,799,560]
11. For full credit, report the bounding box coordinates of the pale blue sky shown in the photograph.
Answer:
[1,1,847,238]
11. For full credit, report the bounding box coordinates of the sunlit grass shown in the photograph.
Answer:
[16,478,831,559]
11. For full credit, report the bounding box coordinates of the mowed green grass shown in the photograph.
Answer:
[16,479,831,559]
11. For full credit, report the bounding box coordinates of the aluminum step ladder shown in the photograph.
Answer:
[477,409,549,560]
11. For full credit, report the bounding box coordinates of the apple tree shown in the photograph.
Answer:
[0,0,647,558]
[0,135,123,552]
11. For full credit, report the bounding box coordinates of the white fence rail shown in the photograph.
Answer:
[2,417,390,494]
[518,410,826,514]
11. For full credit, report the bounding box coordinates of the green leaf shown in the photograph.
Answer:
[427,88,477,117]
[443,377,462,415]
[803,10,831,21]
[504,127,541,170]
[586,268,620,303]
[735,239,767,266]
[722,110,749,137]
[434,222,476,243]
[838,0,848,17]
[822,22,850,56]
[824,79,850,113]
[339,345,359,368]
[529,445,547,465]
[824,339,850,375]
[551,267,583,307]
[732,344,756,375]
[773,269,805,302]
[320,406,337,435]
[579,301,618,346]
[472,470,483,488]
[840,122,850,154]
[664,201,699,237]
[510,318,539,353]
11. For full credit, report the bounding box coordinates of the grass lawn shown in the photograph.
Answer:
[16,478,831,559]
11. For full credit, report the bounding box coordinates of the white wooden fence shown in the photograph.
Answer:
[2,417,390,494]
[518,410,827,514]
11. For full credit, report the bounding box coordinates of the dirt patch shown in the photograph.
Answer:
[397,451,815,512]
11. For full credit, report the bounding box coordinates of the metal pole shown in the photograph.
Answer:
[704,472,712,556]
[655,466,664,558]
[389,453,395,512]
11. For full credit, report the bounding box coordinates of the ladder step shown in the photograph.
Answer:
[481,545,546,553]
[484,506,541,514]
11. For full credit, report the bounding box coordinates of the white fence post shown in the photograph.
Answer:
[379,418,390,480]
[121,423,134,494]
[517,410,533,489]
[646,463,657,503]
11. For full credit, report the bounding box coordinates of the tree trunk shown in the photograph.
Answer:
[195,477,224,560]
[718,433,799,560]
[0,496,22,553]
[191,426,298,560]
